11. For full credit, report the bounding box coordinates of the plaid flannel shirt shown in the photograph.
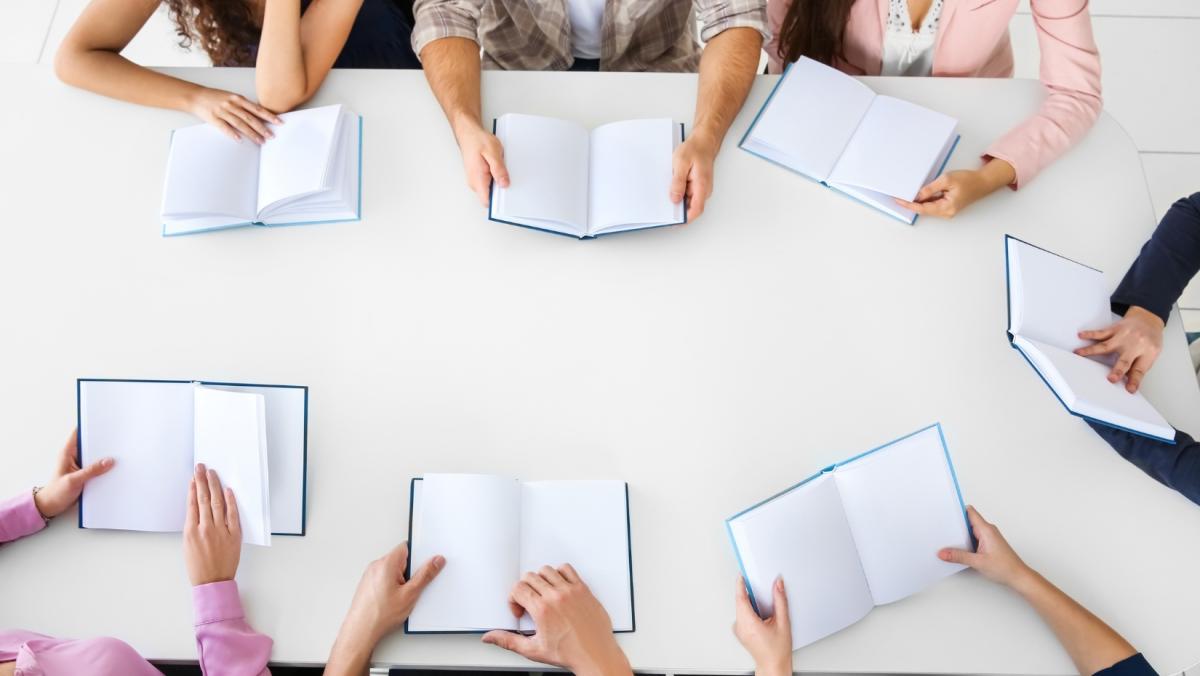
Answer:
[411,0,768,72]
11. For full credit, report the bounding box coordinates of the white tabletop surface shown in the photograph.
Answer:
[1,65,1198,675]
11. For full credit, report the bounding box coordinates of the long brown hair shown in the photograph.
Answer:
[777,0,856,67]
[164,0,261,67]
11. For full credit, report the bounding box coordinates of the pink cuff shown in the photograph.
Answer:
[0,492,48,544]
[193,580,245,626]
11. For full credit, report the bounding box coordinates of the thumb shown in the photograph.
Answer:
[938,547,979,568]
[669,155,688,203]
[916,175,951,202]
[482,630,536,658]
[70,457,115,485]
[484,144,509,187]
[771,576,790,627]
[406,555,446,593]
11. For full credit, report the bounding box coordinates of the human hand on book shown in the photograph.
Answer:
[937,506,1034,589]
[455,122,511,207]
[670,132,718,222]
[896,159,1016,218]
[325,543,445,674]
[482,565,631,676]
[184,464,242,586]
[187,87,283,145]
[33,429,114,519]
[1075,306,1165,393]
[734,577,793,676]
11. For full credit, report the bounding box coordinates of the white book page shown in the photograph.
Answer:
[829,95,957,200]
[78,381,195,532]
[1016,337,1173,439]
[262,110,361,225]
[408,474,522,631]
[192,385,272,546]
[743,57,875,181]
[1007,238,1112,352]
[257,104,344,217]
[161,123,259,221]
[518,481,633,632]
[492,114,589,234]
[727,474,873,649]
[834,426,970,606]
[212,385,307,534]
[588,119,681,234]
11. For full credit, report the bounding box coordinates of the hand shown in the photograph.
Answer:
[482,565,631,676]
[938,505,1033,589]
[670,132,719,222]
[34,429,114,519]
[897,159,1015,219]
[183,464,242,586]
[454,121,510,206]
[186,87,283,144]
[1075,306,1165,393]
[343,543,445,644]
[734,577,792,676]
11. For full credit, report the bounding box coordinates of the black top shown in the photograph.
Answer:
[245,0,420,69]
[1111,192,1200,323]
[1094,653,1158,676]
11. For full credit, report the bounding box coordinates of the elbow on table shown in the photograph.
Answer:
[255,80,311,114]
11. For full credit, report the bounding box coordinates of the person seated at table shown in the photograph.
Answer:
[54,0,420,143]
[410,0,768,222]
[765,0,1102,219]
[734,506,1155,676]
[325,555,633,676]
[1073,192,1200,507]
[0,437,272,676]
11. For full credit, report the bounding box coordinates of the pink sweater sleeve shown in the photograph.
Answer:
[193,580,273,676]
[0,492,47,544]
[984,0,1102,188]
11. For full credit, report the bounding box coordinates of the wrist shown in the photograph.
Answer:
[981,158,1016,191]
[755,657,792,676]
[450,111,484,142]
[687,125,722,152]
[1008,564,1043,597]
[180,85,209,115]
[1127,305,1165,330]
[572,643,632,676]
[31,486,52,520]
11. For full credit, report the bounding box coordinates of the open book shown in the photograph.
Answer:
[161,104,361,236]
[1005,236,1174,442]
[726,424,970,649]
[740,57,959,224]
[488,114,685,238]
[77,378,309,545]
[405,474,634,633]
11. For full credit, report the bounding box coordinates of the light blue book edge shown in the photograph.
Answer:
[161,115,364,237]
[724,422,970,615]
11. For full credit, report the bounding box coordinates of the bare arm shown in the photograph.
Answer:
[419,36,508,205]
[670,26,762,221]
[55,0,281,142]
[255,0,362,111]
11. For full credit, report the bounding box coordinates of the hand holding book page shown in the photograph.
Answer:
[1005,237,1173,441]
[726,425,970,649]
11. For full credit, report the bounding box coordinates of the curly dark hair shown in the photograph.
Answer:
[164,0,261,67]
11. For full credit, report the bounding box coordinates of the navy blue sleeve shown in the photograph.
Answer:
[1111,192,1200,325]
[1093,653,1158,676]
[1087,420,1200,507]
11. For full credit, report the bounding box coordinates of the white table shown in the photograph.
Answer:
[1,65,1198,675]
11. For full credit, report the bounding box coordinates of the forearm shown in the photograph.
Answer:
[420,37,483,140]
[1112,193,1200,324]
[691,27,762,146]
[323,626,377,676]
[55,46,205,113]
[1012,569,1137,675]
[255,0,307,111]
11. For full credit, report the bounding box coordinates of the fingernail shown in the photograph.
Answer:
[207,469,216,478]
[776,577,785,591]
[196,463,206,474]
[434,555,446,568]
[101,457,114,467]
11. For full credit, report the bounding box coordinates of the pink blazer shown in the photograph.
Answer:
[765,0,1102,188]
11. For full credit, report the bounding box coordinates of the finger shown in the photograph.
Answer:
[965,504,989,531]
[472,169,493,206]
[538,565,568,588]
[915,175,951,202]
[194,464,213,526]
[1078,326,1116,341]
[1109,355,1134,384]
[771,576,790,626]
[686,175,709,222]
[186,478,199,530]
[507,596,524,619]
[224,487,241,534]
[60,429,81,474]
[226,104,273,141]
[938,547,980,567]
[669,157,688,204]
[212,116,242,142]
[206,469,227,530]
[236,97,284,125]
[522,570,553,595]
[482,630,536,657]
[511,580,541,610]
[483,143,509,188]
[734,577,757,619]
[218,109,265,144]
[385,542,411,582]
[68,457,115,486]
[558,563,581,585]
[1074,340,1118,358]
[406,555,446,593]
